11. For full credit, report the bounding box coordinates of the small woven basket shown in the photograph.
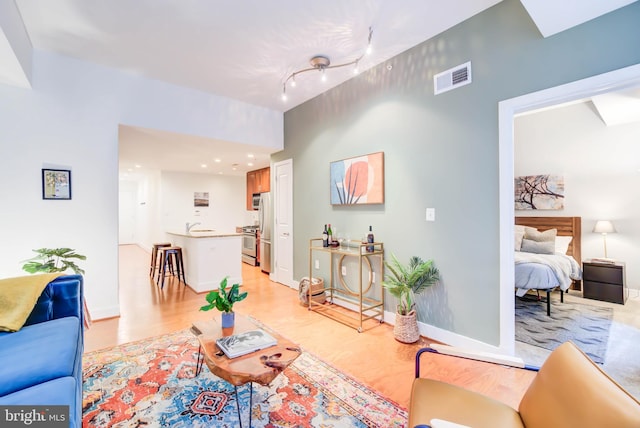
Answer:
[394,310,420,343]
[299,277,326,306]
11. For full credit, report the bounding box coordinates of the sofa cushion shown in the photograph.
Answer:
[0,316,81,397]
[0,376,77,428]
[24,275,83,327]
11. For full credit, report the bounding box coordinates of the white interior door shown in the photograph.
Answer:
[273,159,294,288]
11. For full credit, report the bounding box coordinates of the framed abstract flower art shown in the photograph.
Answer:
[330,152,384,205]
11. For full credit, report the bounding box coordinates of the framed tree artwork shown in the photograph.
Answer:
[514,174,564,210]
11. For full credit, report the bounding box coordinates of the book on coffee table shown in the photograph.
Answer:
[216,329,278,359]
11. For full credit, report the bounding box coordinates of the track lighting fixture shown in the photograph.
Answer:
[281,27,373,102]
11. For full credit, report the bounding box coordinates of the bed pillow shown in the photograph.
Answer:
[525,228,557,242]
[555,236,573,254]
[521,238,555,255]
[515,230,525,251]
[515,225,536,235]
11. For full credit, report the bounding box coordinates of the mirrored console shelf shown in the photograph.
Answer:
[307,238,385,332]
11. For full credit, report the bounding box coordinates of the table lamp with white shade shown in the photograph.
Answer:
[592,220,616,262]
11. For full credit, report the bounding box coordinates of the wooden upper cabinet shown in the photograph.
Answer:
[257,167,270,193]
[246,170,257,210]
[246,167,270,210]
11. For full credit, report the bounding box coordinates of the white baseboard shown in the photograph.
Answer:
[383,309,503,354]
[324,298,500,353]
[90,305,120,321]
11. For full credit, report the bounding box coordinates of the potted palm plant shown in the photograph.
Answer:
[383,254,440,343]
[199,276,248,328]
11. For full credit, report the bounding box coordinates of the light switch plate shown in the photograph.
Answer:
[315,259,319,269]
[426,208,436,221]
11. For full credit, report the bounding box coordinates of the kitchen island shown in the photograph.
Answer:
[167,230,242,293]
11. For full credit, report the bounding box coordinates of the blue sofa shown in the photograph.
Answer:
[0,274,84,428]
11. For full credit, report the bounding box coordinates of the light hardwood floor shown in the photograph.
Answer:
[84,244,534,410]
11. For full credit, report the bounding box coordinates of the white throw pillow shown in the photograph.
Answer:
[555,236,573,254]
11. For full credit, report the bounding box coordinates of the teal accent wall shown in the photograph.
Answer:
[272,0,640,345]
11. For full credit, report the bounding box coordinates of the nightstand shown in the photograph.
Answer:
[582,260,627,304]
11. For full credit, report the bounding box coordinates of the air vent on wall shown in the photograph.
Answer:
[434,61,472,95]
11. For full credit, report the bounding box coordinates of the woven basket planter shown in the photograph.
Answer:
[299,277,326,306]
[394,309,420,343]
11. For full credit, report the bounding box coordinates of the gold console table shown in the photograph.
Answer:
[307,238,384,332]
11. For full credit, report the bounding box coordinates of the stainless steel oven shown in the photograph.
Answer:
[241,226,258,265]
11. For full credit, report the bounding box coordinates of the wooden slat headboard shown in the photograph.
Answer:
[515,216,582,273]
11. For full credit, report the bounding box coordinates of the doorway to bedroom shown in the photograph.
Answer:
[499,63,640,398]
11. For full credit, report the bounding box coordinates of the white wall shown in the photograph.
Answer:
[160,171,247,235]
[0,50,282,319]
[120,169,260,252]
[515,101,640,290]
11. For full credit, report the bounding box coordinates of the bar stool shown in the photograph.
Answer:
[157,246,186,289]
[149,242,172,279]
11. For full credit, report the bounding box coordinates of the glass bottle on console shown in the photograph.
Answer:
[322,224,329,247]
[367,226,374,252]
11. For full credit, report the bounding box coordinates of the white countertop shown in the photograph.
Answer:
[167,230,242,238]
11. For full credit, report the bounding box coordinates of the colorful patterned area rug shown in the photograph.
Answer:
[82,328,408,427]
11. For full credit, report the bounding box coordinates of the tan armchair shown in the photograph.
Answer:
[409,341,640,428]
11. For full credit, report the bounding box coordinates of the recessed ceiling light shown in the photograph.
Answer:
[135,164,141,168]
[214,158,221,163]
[248,162,254,167]
[201,164,207,168]
[248,154,255,158]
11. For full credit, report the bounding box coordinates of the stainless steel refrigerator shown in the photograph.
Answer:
[258,192,272,273]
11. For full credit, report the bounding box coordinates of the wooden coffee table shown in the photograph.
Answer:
[191,313,301,427]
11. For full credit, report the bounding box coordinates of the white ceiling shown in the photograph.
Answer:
[118,125,275,178]
[3,0,636,176]
[13,0,505,112]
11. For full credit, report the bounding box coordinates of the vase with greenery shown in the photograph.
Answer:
[22,247,86,275]
[199,276,248,328]
[383,254,440,343]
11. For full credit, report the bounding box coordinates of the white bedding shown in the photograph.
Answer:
[514,252,582,297]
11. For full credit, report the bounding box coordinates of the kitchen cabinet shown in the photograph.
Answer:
[166,231,242,293]
[246,167,270,210]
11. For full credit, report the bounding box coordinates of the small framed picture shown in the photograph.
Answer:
[42,168,72,200]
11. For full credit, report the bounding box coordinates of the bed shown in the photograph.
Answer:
[514,216,583,315]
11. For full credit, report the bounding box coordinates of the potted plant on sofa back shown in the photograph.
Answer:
[199,276,247,328]
[383,254,440,343]
[22,247,86,275]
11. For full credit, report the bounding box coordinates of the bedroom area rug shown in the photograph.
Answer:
[82,329,408,427]
[515,296,612,364]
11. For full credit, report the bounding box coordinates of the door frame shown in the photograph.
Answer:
[498,63,640,354]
